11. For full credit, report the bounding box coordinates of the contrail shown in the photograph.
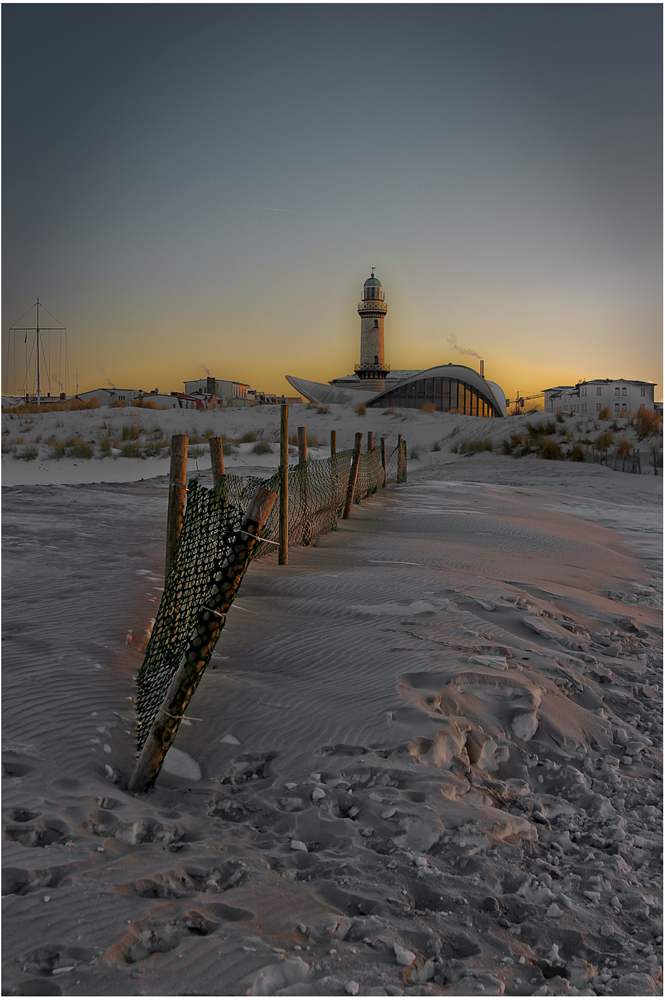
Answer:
[448,335,481,360]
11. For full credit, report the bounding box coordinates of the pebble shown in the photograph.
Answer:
[290,840,308,852]
[220,734,240,744]
[393,943,416,966]
[312,787,326,801]
[546,903,563,918]
[346,982,360,996]
[43,896,51,902]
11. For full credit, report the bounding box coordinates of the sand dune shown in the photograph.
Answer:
[2,406,662,997]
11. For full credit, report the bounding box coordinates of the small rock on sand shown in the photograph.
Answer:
[393,943,416,966]
[162,747,201,780]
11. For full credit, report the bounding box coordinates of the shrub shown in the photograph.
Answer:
[222,442,237,455]
[3,397,100,414]
[122,422,141,441]
[239,431,258,443]
[50,442,66,459]
[252,440,272,454]
[410,446,420,459]
[450,444,458,454]
[527,419,557,437]
[2,443,17,454]
[21,446,38,460]
[569,442,586,462]
[595,431,614,450]
[539,437,562,460]
[317,406,330,415]
[69,441,93,459]
[635,406,662,441]
[432,442,441,451]
[189,445,205,458]
[109,400,126,408]
[120,441,143,458]
[355,404,366,416]
[555,410,564,423]
[132,399,159,409]
[617,438,631,456]
[422,402,435,413]
[459,438,493,455]
[598,406,611,420]
[383,408,396,415]
[501,438,512,455]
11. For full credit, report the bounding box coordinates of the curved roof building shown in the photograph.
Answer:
[286,273,507,417]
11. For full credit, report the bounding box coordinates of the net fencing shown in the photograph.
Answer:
[135,443,403,750]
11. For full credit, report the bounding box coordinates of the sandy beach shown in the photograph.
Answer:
[2,405,662,997]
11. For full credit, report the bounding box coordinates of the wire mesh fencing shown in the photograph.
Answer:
[135,443,400,751]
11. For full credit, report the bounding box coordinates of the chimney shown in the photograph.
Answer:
[480,360,485,378]
[207,376,215,394]
[60,392,66,401]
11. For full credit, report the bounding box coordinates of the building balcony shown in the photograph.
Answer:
[357,301,388,313]
[355,362,390,377]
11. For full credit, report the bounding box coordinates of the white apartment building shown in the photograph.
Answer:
[543,379,656,415]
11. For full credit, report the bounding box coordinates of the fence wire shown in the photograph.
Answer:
[135,445,399,750]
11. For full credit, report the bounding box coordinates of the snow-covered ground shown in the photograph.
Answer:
[2,402,662,996]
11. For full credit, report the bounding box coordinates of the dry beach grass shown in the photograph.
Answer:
[1,403,662,996]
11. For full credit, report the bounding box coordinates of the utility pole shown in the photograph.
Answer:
[36,298,40,405]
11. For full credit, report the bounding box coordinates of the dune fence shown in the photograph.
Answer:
[129,416,407,791]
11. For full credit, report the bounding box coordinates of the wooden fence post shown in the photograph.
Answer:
[330,430,337,455]
[380,436,387,486]
[298,426,308,463]
[129,485,277,793]
[367,431,374,452]
[298,426,312,545]
[343,432,363,519]
[165,434,188,578]
[397,437,407,483]
[613,448,617,471]
[209,437,225,485]
[654,449,658,477]
[279,404,289,564]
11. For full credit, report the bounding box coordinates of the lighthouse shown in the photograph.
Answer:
[355,270,390,391]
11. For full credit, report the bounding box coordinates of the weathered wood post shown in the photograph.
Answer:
[129,485,277,793]
[638,450,641,474]
[298,426,308,463]
[613,448,617,471]
[654,448,658,477]
[343,432,363,519]
[631,448,636,473]
[397,436,407,483]
[380,436,387,486]
[165,434,188,578]
[330,430,337,455]
[209,437,225,485]
[367,431,374,452]
[279,404,289,564]
[298,426,312,545]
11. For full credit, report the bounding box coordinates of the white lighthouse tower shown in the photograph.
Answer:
[355,270,390,391]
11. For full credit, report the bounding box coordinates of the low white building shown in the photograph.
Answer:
[76,387,141,406]
[543,379,656,416]
[184,377,251,405]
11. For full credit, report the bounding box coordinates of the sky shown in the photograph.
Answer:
[2,4,662,403]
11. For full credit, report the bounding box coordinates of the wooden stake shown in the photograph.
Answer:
[165,434,188,579]
[380,436,387,486]
[129,485,277,793]
[209,437,225,485]
[298,426,308,463]
[330,430,337,455]
[279,404,289,564]
[343,432,362,519]
[298,427,312,545]
[367,431,374,452]
[397,437,407,483]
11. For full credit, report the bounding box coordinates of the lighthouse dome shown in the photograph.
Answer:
[364,273,381,288]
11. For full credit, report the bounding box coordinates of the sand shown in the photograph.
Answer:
[2,404,662,997]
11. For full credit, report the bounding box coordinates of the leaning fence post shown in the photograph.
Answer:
[298,426,312,545]
[165,434,188,578]
[330,430,337,455]
[209,436,225,485]
[343,432,363,519]
[380,436,387,486]
[129,485,277,793]
[367,431,374,452]
[279,404,289,564]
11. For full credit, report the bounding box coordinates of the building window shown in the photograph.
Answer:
[374,320,378,328]
[581,387,586,397]
[596,387,602,395]
[621,387,627,396]
[615,388,620,396]
[615,403,621,413]
[596,402,602,411]
[641,388,646,396]
[582,403,586,413]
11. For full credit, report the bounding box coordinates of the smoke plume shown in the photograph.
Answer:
[200,363,211,377]
[447,335,481,360]
[100,368,116,389]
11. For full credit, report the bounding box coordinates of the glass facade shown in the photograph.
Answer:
[368,375,498,416]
